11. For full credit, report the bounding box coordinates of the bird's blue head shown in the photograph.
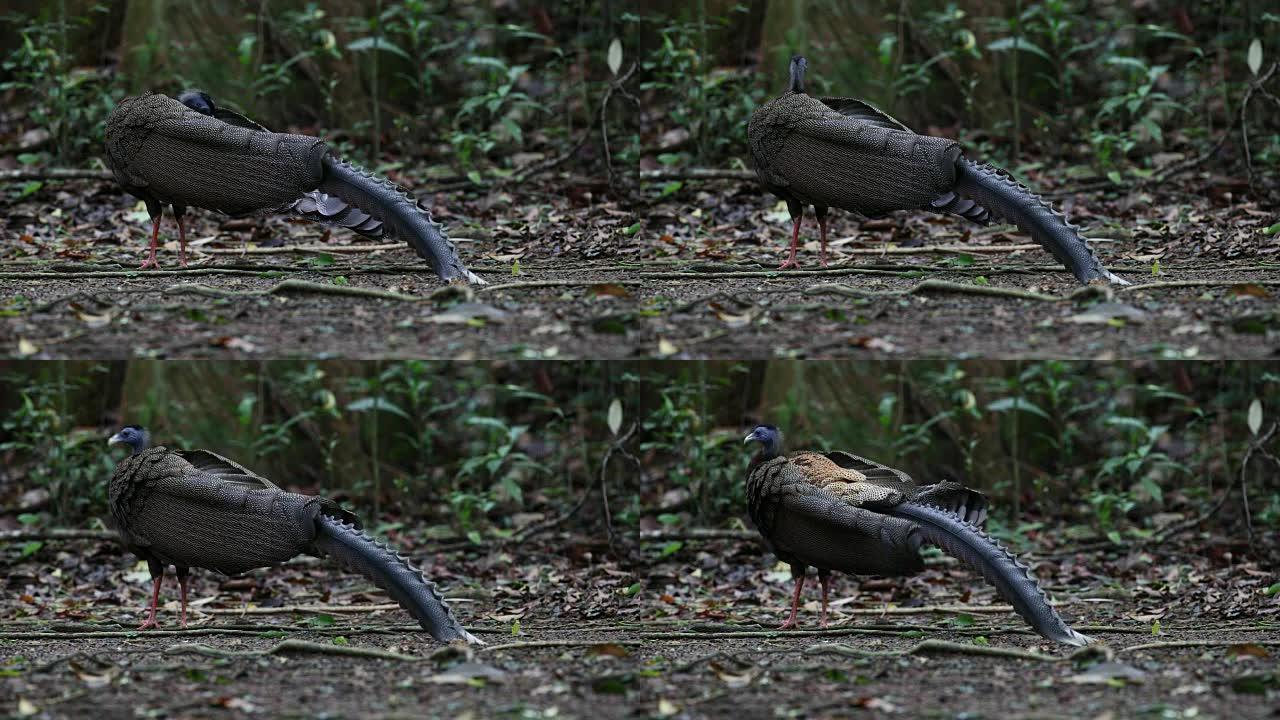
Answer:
[788,55,808,94]
[177,89,216,116]
[108,425,151,455]
[744,424,783,460]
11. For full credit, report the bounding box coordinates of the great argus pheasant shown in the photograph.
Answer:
[107,425,481,643]
[744,425,1091,647]
[747,56,1126,285]
[103,91,483,283]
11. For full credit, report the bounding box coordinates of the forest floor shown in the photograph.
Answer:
[3,528,1277,718]
[2,170,1278,360]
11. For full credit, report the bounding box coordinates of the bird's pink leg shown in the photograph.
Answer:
[140,216,161,269]
[139,574,163,629]
[779,574,807,629]
[178,573,190,628]
[818,215,830,267]
[779,215,802,270]
[819,573,836,628]
[176,215,188,268]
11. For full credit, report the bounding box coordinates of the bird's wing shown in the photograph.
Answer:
[750,457,923,576]
[764,93,962,215]
[212,106,270,132]
[817,96,912,132]
[172,449,280,490]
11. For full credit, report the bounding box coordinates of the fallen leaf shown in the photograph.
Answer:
[589,283,631,298]
[1228,643,1271,658]
[588,643,630,658]
[427,662,508,685]
[657,338,678,356]
[1068,661,1147,685]
[1231,283,1271,298]
[423,303,509,324]
[1065,302,1148,325]
[17,338,39,357]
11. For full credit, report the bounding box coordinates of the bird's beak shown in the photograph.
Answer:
[743,431,758,444]
[107,432,125,446]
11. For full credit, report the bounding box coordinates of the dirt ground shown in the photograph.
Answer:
[3,174,1277,360]
[4,532,1277,719]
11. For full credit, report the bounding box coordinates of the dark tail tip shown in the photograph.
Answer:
[313,515,483,644]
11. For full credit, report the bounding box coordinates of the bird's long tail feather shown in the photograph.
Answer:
[288,191,386,239]
[317,155,484,284]
[953,157,1126,285]
[313,515,482,644]
[888,501,1092,647]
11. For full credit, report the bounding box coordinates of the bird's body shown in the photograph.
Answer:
[103,92,482,283]
[106,426,480,643]
[743,425,1091,646]
[747,56,1125,284]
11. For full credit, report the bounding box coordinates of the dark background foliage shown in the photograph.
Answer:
[1,360,1276,554]
[1,1,1275,196]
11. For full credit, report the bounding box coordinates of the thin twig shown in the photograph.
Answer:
[1121,279,1280,292]
[0,168,112,182]
[805,639,1074,662]
[638,529,757,542]
[598,422,642,549]
[162,279,430,303]
[199,243,405,255]
[0,529,116,543]
[481,639,643,653]
[1238,421,1278,547]
[480,279,645,293]
[1121,639,1280,653]
[805,280,1082,303]
[600,62,639,188]
[638,168,756,182]
[199,604,401,615]
[164,639,424,662]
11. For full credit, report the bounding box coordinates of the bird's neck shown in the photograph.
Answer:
[749,441,782,469]
[789,65,806,94]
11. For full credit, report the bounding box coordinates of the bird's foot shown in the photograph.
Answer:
[778,258,800,270]
[778,617,800,630]
[138,617,160,630]
[139,256,160,270]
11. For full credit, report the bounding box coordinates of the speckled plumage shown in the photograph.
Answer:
[108,444,479,643]
[102,92,483,282]
[747,57,1126,284]
[744,434,1090,646]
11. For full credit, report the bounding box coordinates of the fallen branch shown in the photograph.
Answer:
[0,529,116,543]
[639,528,757,542]
[480,279,645,293]
[639,168,756,182]
[1121,279,1280,292]
[637,627,920,641]
[0,628,282,640]
[199,604,400,616]
[0,268,270,280]
[0,168,112,182]
[805,279,1078,303]
[805,639,1067,662]
[1121,639,1280,653]
[162,279,428,303]
[164,639,423,662]
[482,639,643,653]
[832,243,1044,255]
[199,243,405,255]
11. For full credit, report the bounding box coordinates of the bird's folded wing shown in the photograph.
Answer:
[173,449,280,490]
[775,104,962,215]
[770,480,924,576]
[817,96,911,132]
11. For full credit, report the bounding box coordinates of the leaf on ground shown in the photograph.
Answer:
[1068,661,1147,685]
